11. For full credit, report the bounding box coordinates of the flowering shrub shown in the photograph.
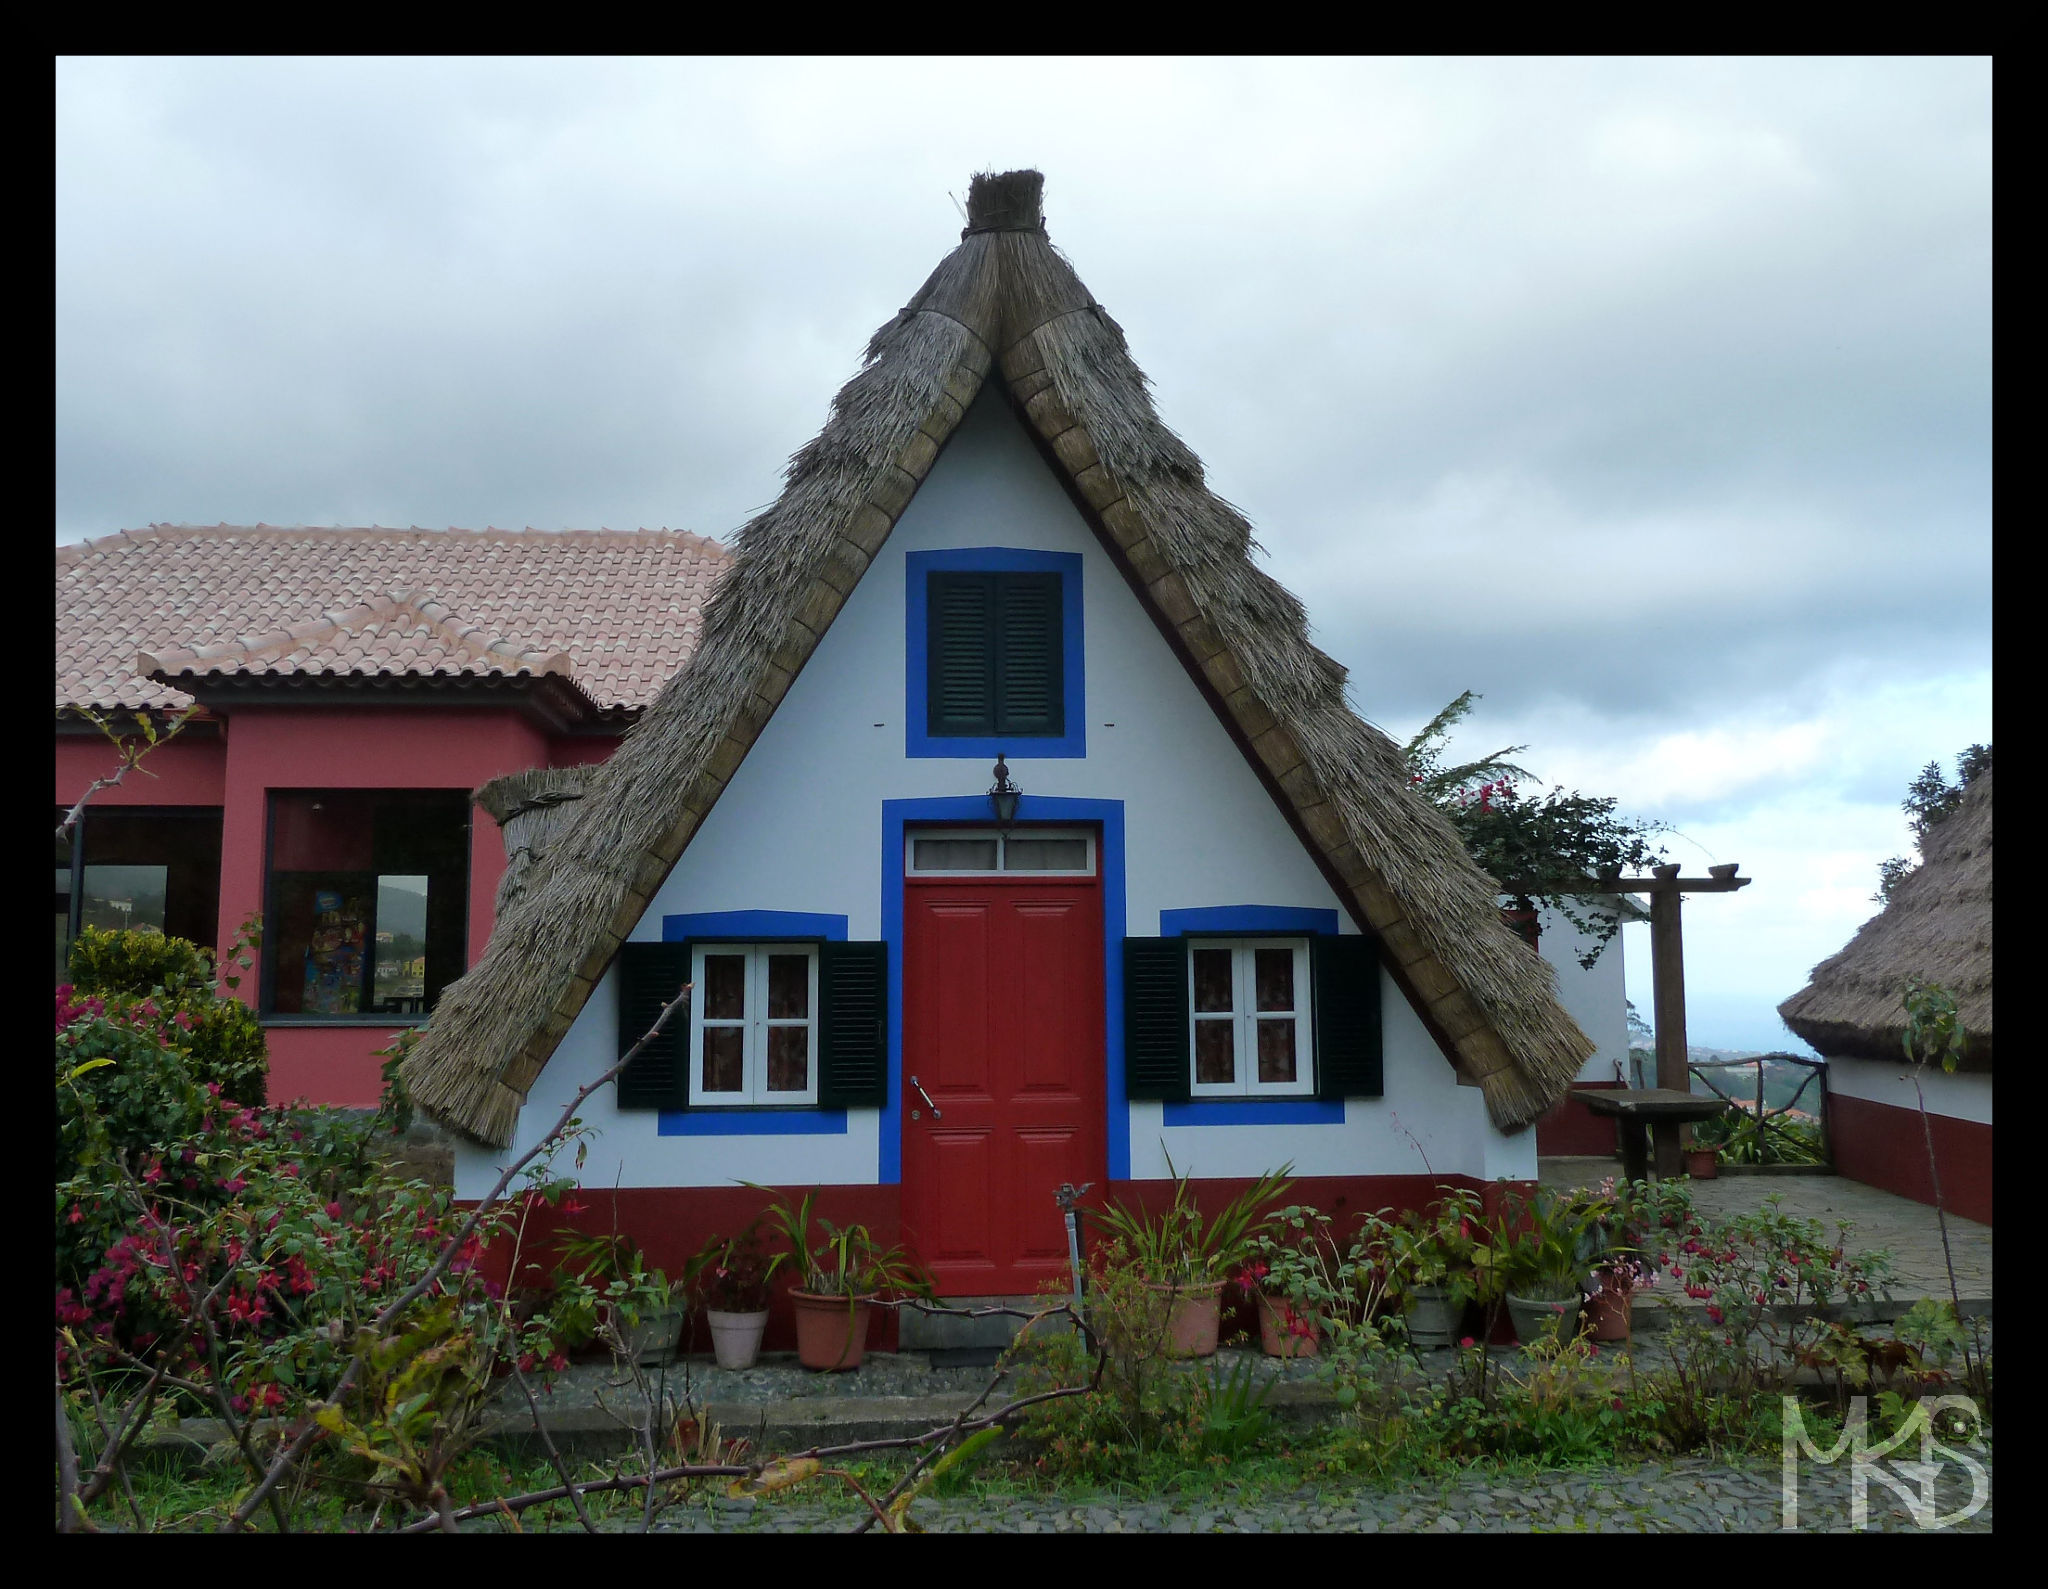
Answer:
[1608,1178,1896,1450]
[64,922,267,1106]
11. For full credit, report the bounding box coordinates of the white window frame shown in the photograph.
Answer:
[903,827,1097,877]
[1186,937,1315,1099]
[687,942,821,1107]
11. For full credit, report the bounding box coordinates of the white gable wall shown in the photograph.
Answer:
[1536,904,1630,1086]
[455,392,1531,1197]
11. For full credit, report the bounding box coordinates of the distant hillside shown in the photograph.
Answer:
[1626,1045,1822,1113]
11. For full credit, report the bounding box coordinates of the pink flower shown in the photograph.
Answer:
[1459,1336,1476,1348]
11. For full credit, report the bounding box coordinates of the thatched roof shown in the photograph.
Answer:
[474,767,593,918]
[402,170,1594,1148]
[1780,768,1993,1068]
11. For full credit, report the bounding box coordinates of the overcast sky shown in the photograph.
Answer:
[55,57,1992,1052]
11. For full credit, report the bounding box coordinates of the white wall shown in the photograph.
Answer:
[1825,1055,1992,1124]
[1536,903,1631,1085]
[455,391,1521,1197]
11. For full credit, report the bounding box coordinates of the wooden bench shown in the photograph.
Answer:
[1580,1088,1732,1182]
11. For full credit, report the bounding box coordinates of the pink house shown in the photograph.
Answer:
[56,524,728,1107]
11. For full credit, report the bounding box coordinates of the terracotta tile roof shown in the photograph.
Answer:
[56,524,730,715]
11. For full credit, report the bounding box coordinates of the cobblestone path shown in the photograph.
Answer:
[633,1453,1991,1533]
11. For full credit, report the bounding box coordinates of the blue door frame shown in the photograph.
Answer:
[880,795,1129,1182]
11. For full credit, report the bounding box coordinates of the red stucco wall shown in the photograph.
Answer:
[56,732,228,807]
[481,1173,1521,1353]
[60,706,567,1107]
[1830,1092,1993,1226]
[1534,1080,1625,1157]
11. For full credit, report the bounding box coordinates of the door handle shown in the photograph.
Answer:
[908,1074,942,1119]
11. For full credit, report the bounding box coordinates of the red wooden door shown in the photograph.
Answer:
[901,870,1105,1296]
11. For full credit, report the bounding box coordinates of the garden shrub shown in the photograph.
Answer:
[63,924,267,1107]
[1012,1240,1206,1478]
[65,924,213,999]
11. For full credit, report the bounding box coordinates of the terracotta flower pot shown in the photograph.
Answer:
[1583,1285,1632,1342]
[789,1290,875,1372]
[705,1307,770,1370]
[1685,1147,1719,1179]
[1144,1279,1224,1358]
[1255,1291,1319,1358]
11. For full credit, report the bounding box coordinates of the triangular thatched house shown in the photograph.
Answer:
[1778,769,1991,1222]
[401,170,1594,1316]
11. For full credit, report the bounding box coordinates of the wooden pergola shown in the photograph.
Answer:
[1509,863,1752,1176]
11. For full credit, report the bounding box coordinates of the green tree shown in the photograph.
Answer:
[1873,744,1991,905]
[1402,692,1666,968]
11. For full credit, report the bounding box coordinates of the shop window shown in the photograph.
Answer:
[55,806,224,978]
[264,790,468,1020]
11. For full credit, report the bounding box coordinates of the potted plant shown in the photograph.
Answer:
[1582,1255,1654,1342]
[756,1186,928,1372]
[1381,1187,1488,1349]
[551,1227,683,1366]
[1238,1202,1396,1359]
[1093,1158,1293,1358]
[1496,1185,1612,1349]
[685,1219,787,1370]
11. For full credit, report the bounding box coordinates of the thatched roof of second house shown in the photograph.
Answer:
[401,169,1596,1148]
[1780,769,1993,1067]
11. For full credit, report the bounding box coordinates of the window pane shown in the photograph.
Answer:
[1195,1019,1236,1084]
[1192,948,1235,1013]
[297,885,370,1015]
[702,1027,745,1093]
[703,954,747,1020]
[767,1025,810,1092]
[1254,948,1295,1012]
[371,876,429,1013]
[80,864,168,935]
[1257,1019,1297,1084]
[913,837,999,871]
[266,791,464,1016]
[1004,837,1088,871]
[767,954,810,1018]
[75,807,222,952]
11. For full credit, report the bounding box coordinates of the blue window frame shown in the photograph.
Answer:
[906,548,1085,759]
[1159,906,1347,1127]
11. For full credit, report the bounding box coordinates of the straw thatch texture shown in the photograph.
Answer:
[474,767,594,916]
[402,169,1592,1147]
[1780,769,1992,1068]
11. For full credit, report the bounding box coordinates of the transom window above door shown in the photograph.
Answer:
[689,943,820,1106]
[906,828,1096,877]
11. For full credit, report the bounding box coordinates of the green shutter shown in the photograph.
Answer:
[928,572,996,736]
[994,573,1064,736]
[1312,934,1382,1099]
[818,940,889,1109]
[616,941,693,1110]
[1124,936,1191,1101]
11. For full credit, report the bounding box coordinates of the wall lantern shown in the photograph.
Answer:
[988,754,1022,829]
